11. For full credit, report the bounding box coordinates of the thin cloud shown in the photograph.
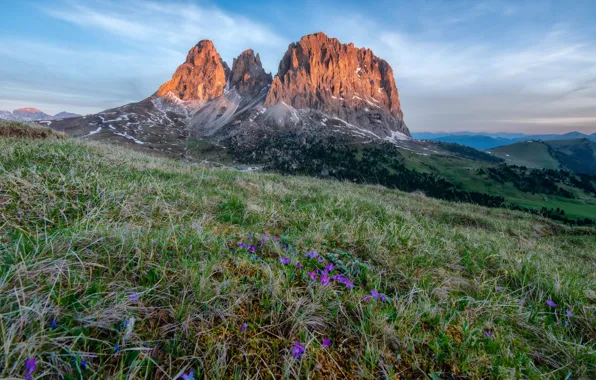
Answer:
[42,0,287,71]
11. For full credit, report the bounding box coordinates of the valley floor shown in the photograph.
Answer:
[1,138,595,379]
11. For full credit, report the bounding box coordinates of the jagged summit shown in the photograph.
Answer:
[229,49,273,96]
[49,32,410,154]
[156,40,230,102]
[264,32,409,138]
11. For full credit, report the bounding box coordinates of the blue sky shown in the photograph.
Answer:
[1,0,595,133]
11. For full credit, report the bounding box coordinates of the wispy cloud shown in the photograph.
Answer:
[1,0,287,115]
[43,0,286,70]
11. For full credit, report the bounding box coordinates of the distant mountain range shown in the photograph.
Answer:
[0,108,81,122]
[412,131,596,149]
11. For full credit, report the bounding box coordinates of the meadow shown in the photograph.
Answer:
[0,129,595,378]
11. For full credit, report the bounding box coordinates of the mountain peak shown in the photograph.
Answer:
[230,49,272,96]
[264,33,409,137]
[156,40,229,102]
[15,107,43,113]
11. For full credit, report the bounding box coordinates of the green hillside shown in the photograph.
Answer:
[228,133,596,223]
[1,133,595,379]
[489,141,560,169]
[399,151,596,222]
[490,139,596,175]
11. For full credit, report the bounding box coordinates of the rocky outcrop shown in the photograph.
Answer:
[229,49,273,96]
[264,32,409,137]
[189,49,272,137]
[156,40,230,102]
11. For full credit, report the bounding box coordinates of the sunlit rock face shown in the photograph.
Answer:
[264,32,410,138]
[156,40,230,102]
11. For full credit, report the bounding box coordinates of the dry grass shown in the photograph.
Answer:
[0,120,67,139]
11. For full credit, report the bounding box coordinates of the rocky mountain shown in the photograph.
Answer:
[156,40,230,102]
[189,48,273,137]
[0,108,81,122]
[264,32,408,139]
[229,49,273,96]
[12,108,54,121]
[191,32,410,152]
[48,32,411,160]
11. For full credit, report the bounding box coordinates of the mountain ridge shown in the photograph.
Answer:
[0,108,82,122]
[48,32,411,154]
[412,131,596,149]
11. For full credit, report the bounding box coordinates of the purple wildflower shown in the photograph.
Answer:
[128,292,139,302]
[565,320,570,327]
[240,322,248,332]
[546,299,557,308]
[484,331,493,339]
[331,274,355,289]
[24,358,36,380]
[320,269,328,276]
[325,264,335,272]
[180,370,195,380]
[248,233,254,239]
[291,341,305,359]
[321,275,331,286]
[308,272,318,281]
[371,290,387,301]
[331,274,345,282]
[262,233,270,240]
[50,319,58,329]
[296,262,304,269]
[566,309,573,317]
[279,257,291,265]
[248,245,257,252]
[364,295,371,303]
[322,337,332,348]
[495,286,503,293]
[238,242,246,249]
[273,237,279,241]
[305,251,318,259]
[520,298,526,306]
[317,256,324,263]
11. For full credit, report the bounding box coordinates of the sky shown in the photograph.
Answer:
[1,0,596,134]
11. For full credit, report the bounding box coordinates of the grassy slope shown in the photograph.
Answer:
[490,142,560,169]
[0,120,67,139]
[1,138,595,379]
[400,151,596,221]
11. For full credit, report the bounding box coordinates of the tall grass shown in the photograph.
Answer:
[0,137,594,379]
